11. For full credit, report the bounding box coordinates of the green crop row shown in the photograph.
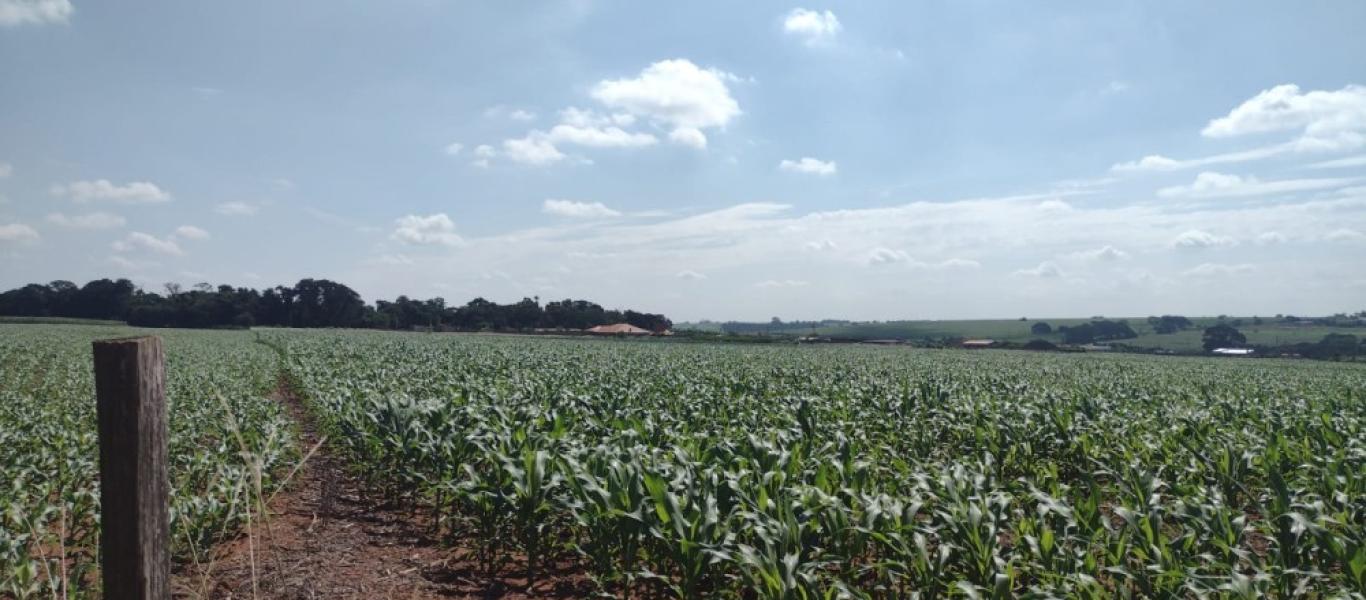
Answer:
[280,330,1365,598]
[0,326,295,598]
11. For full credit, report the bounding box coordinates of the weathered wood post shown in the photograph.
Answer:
[93,336,170,599]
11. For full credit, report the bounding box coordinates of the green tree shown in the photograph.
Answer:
[1202,324,1246,352]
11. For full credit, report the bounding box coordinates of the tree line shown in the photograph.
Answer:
[0,278,672,332]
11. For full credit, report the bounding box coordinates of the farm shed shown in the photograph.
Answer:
[1212,347,1255,356]
[961,339,996,348]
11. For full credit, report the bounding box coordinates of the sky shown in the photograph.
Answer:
[1,1,1365,322]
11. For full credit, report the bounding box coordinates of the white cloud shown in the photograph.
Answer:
[1111,145,1292,172]
[867,247,909,265]
[782,8,842,46]
[804,238,837,251]
[669,127,707,149]
[1071,245,1129,261]
[591,59,741,132]
[1037,198,1072,212]
[1157,171,1355,198]
[443,142,464,156]
[1013,261,1064,278]
[542,199,622,218]
[214,201,259,216]
[392,213,463,246]
[113,232,183,256]
[1202,84,1366,151]
[46,212,125,230]
[474,144,497,158]
[779,157,837,176]
[1111,154,1182,172]
[0,0,72,26]
[173,225,210,240]
[502,134,567,166]
[1183,263,1255,277]
[0,162,11,177]
[1306,154,1366,169]
[756,279,810,288]
[51,179,171,204]
[546,123,657,148]
[676,270,706,280]
[1324,228,1366,242]
[1171,229,1235,249]
[484,105,537,121]
[0,222,39,242]
[1256,231,1288,245]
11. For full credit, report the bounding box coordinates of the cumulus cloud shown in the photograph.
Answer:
[755,279,810,288]
[113,232,183,256]
[502,135,567,166]
[591,58,741,134]
[1171,229,1236,249]
[676,270,706,280]
[668,127,708,149]
[214,201,259,216]
[51,179,171,204]
[443,142,464,156]
[782,8,842,46]
[1013,261,1064,278]
[867,247,909,265]
[0,0,72,26]
[804,239,837,251]
[1324,228,1366,242]
[1111,155,1182,172]
[392,213,463,246]
[1183,263,1255,277]
[1202,84,1366,151]
[484,105,537,121]
[173,225,210,240]
[46,212,125,230]
[0,222,39,242]
[1157,171,1355,198]
[1071,245,1129,261]
[546,122,657,148]
[779,157,837,176]
[1256,231,1288,245]
[542,199,622,218]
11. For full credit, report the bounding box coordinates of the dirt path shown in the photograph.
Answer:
[173,384,593,600]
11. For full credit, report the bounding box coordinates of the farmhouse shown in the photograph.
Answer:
[961,339,996,349]
[585,323,653,335]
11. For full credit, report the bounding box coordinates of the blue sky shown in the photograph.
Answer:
[2,0,1365,321]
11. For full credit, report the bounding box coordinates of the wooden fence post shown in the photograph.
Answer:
[93,336,170,600]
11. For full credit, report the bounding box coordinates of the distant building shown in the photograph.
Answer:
[1079,344,1112,352]
[961,339,996,348]
[585,323,653,335]
[1212,347,1255,356]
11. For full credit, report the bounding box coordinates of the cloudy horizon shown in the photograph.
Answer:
[2,1,1365,321]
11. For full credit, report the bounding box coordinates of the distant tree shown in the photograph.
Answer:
[1059,324,1094,344]
[1147,315,1193,334]
[1202,324,1246,352]
[1023,339,1057,351]
[1030,322,1052,335]
[1315,333,1359,360]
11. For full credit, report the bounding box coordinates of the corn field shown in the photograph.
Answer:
[0,326,295,598]
[280,330,1365,598]
[2,326,1364,598]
